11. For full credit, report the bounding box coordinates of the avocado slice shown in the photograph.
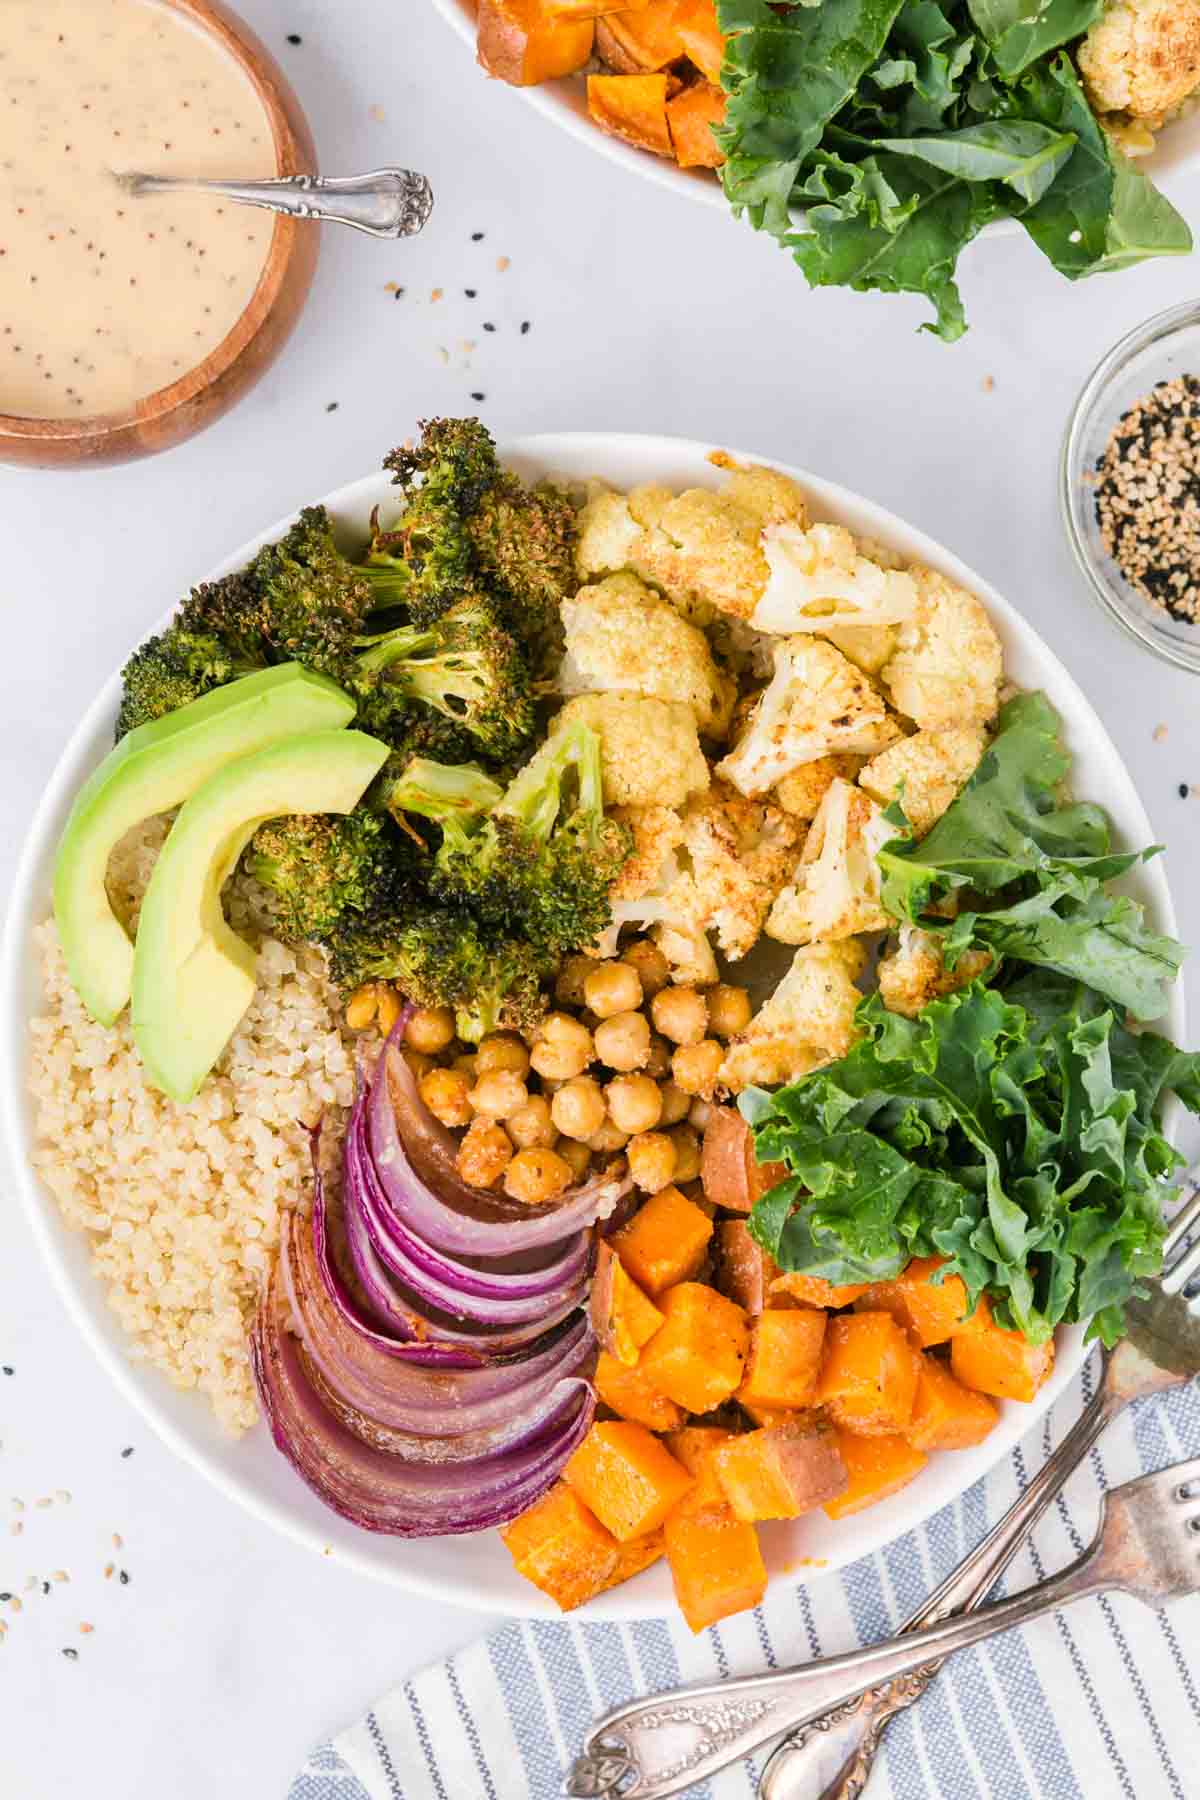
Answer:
[131,728,390,1103]
[54,664,356,1027]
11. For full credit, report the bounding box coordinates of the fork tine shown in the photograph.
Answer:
[1163,1179,1200,1260]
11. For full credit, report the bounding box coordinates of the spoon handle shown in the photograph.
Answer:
[118,168,434,240]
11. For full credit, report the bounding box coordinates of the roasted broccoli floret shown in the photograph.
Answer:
[251,505,375,677]
[175,566,273,668]
[467,472,575,679]
[380,756,504,851]
[352,595,535,760]
[325,898,550,1042]
[246,808,402,942]
[114,627,254,739]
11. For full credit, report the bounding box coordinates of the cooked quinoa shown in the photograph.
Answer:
[28,817,356,1436]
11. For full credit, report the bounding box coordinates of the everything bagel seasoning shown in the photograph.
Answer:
[1094,375,1200,623]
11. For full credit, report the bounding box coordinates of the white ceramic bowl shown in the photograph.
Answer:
[429,0,1200,230]
[1,432,1182,1619]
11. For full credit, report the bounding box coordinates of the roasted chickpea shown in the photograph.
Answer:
[453,1052,478,1080]
[621,938,671,999]
[593,1010,651,1073]
[707,983,752,1039]
[669,1124,702,1184]
[657,1080,691,1126]
[504,1147,574,1205]
[402,1047,436,1082]
[456,1118,513,1188]
[406,1006,456,1054]
[469,1069,529,1120]
[672,1039,724,1099]
[475,1032,531,1078]
[587,1119,630,1154]
[651,985,709,1046]
[554,954,594,1008]
[376,986,402,1039]
[583,960,643,1020]
[627,1130,677,1193]
[643,1032,673,1080]
[507,1094,557,1150]
[530,1012,594,1082]
[558,1137,592,1181]
[551,1075,607,1141]
[606,1073,663,1136]
[688,1096,713,1134]
[419,1066,473,1128]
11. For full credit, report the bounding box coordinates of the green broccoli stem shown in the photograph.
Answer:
[383,757,503,851]
[497,719,598,841]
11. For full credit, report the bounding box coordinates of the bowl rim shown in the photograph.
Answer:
[1060,296,1200,677]
[0,0,314,450]
[1,429,1182,1618]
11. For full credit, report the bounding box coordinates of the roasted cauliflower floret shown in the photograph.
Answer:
[775,753,866,822]
[1079,0,1200,118]
[576,487,645,583]
[653,917,720,986]
[559,572,733,736]
[717,637,905,798]
[591,804,688,956]
[673,783,803,960]
[821,622,899,676]
[552,692,710,809]
[751,520,919,635]
[879,569,1002,730]
[627,481,771,622]
[721,940,867,1092]
[857,725,987,838]
[766,779,891,945]
[877,926,994,1019]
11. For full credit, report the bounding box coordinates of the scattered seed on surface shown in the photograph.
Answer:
[369,105,386,123]
[11,1500,23,1513]
[286,33,302,46]
[982,375,995,392]
[35,1498,52,1509]
[62,1647,78,1660]
[9,1597,22,1614]
[464,288,477,298]
[41,1581,49,1596]
[79,1622,93,1635]
[325,402,338,414]
[435,347,449,365]
[471,231,484,242]
[104,1564,114,1580]
[120,1447,134,1459]
[112,1534,123,1550]
[0,1593,9,1602]
[430,287,443,302]
[119,1569,130,1586]
[1094,374,1200,622]
[1179,783,1190,798]
[483,321,495,333]
[471,392,485,402]
[52,1571,68,1584]
[1154,723,1169,741]
[520,321,531,335]
[495,255,510,272]
[392,287,405,300]
[2,1366,13,1376]
[55,1491,70,1505]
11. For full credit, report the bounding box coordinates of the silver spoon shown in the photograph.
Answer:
[112,167,434,240]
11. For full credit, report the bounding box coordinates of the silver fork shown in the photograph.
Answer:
[565,1452,1200,1799]
[566,1166,1200,1800]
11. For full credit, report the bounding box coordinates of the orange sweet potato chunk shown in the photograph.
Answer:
[671,0,725,80]
[595,2,686,71]
[501,1480,619,1609]
[906,1356,999,1451]
[591,1240,664,1365]
[638,1281,749,1413]
[546,0,650,15]
[478,0,594,85]
[816,1311,922,1435]
[701,1105,787,1214]
[595,1348,686,1432]
[587,73,674,157]
[857,1256,975,1348]
[664,1505,767,1633]
[666,80,726,167]
[950,1303,1055,1403]
[771,1273,870,1309]
[716,1219,780,1314]
[824,1430,928,1519]
[665,1425,735,1511]
[738,1308,827,1411]
[601,1528,665,1592]
[565,1420,694,1540]
[613,1185,714,1296]
[715,1419,847,1522]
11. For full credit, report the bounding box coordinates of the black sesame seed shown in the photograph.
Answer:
[483,322,496,333]
[0,1593,11,1603]
[393,287,405,300]
[464,289,477,298]
[120,1446,134,1458]
[42,1581,50,1596]
[1179,783,1190,798]
[471,231,485,242]
[471,392,485,402]
[520,320,531,335]
[286,32,302,45]
[2,1366,12,1376]
[119,1570,130,1585]
[325,402,339,413]
[62,1647,79,1660]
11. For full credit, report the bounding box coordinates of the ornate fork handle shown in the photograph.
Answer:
[117,168,434,239]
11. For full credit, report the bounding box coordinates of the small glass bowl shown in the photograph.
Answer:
[1061,299,1200,675]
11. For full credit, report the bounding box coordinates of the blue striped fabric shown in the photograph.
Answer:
[288,1360,1200,1800]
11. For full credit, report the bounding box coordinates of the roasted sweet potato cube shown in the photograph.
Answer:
[501,1480,619,1609]
[591,1240,665,1365]
[665,1425,734,1512]
[666,80,726,167]
[613,1185,713,1296]
[478,0,594,85]
[545,0,650,15]
[857,1257,974,1347]
[716,1219,780,1315]
[587,73,674,156]
[595,1348,686,1432]
[715,1419,847,1522]
[565,1420,694,1540]
[771,1273,870,1309]
[738,1398,793,1429]
[816,1312,922,1435]
[950,1302,1055,1403]
[601,1528,665,1592]
[638,1281,749,1413]
[906,1356,999,1451]
[701,1105,787,1214]
[671,0,725,80]
[824,1430,928,1519]
[738,1309,827,1411]
[595,2,686,71]
[664,1505,767,1633]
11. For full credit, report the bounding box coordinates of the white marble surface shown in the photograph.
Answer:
[3,2,1200,1795]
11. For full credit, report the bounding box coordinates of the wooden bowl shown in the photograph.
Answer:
[0,0,319,470]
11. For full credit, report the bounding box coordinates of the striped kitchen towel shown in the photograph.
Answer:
[289,1358,1200,1800]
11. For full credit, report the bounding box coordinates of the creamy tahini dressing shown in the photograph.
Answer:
[0,0,277,419]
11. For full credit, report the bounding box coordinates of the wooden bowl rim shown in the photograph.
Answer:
[0,0,312,448]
